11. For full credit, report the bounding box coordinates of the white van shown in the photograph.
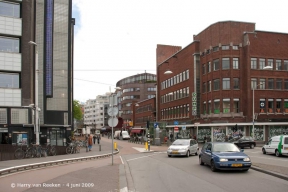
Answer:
[114,131,130,140]
[262,135,288,157]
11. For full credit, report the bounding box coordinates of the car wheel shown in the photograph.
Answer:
[250,144,255,149]
[262,148,266,154]
[210,160,217,172]
[275,150,281,157]
[199,156,204,165]
[186,150,190,157]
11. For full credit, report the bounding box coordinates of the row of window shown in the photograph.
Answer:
[0,72,19,88]
[161,70,189,90]
[136,104,152,113]
[123,95,140,100]
[251,58,288,70]
[161,104,190,120]
[161,87,189,103]
[135,116,153,124]
[203,78,239,92]
[202,58,239,74]
[251,78,288,90]
[203,99,239,114]
[117,73,156,86]
[122,87,156,93]
[201,45,239,56]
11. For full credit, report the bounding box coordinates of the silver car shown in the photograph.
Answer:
[167,139,199,157]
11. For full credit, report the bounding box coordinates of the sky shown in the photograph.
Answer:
[72,0,288,103]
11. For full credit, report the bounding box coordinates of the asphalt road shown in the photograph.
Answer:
[122,152,288,192]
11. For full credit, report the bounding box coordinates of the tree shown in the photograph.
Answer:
[73,100,82,121]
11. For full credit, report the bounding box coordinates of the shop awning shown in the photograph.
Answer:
[131,129,141,134]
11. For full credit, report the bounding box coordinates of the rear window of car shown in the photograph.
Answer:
[284,137,288,144]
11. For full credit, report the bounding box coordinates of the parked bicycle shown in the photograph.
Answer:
[14,143,33,159]
[30,144,42,158]
[66,141,80,154]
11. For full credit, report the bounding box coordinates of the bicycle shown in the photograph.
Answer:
[30,144,42,158]
[66,141,80,154]
[14,143,33,159]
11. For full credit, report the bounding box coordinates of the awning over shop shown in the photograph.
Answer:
[131,129,141,134]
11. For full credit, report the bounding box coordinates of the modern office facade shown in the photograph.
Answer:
[0,0,74,145]
[116,72,156,129]
[157,21,288,142]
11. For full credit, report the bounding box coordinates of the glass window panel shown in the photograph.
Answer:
[251,58,257,69]
[233,58,239,69]
[222,78,230,90]
[0,73,19,88]
[222,58,230,69]
[259,58,265,69]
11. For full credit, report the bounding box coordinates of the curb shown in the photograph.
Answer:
[251,165,288,181]
[0,149,119,177]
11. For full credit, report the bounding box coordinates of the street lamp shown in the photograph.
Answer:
[252,65,272,139]
[28,41,40,145]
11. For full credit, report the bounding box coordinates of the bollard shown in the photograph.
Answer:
[114,142,117,150]
[147,133,150,151]
[99,144,101,151]
[145,141,148,151]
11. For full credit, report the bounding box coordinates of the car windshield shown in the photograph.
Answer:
[172,140,189,145]
[122,132,129,136]
[213,143,240,152]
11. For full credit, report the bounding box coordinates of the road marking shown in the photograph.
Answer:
[126,154,157,162]
[120,156,124,164]
[132,147,153,152]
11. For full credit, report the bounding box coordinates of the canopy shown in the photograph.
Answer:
[131,129,142,134]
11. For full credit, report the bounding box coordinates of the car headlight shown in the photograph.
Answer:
[220,158,228,162]
[243,157,250,162]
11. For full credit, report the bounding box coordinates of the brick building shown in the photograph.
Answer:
[157,21,288,142]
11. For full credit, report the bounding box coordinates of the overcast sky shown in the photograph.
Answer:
[72,0,288,103]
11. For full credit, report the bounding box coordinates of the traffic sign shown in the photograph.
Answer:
[154,122,158,128]
[192,92,197,97]
[174,121,179,125]
[108,117,118,127]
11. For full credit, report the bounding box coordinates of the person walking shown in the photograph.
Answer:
[97,134,101,144]
[93,134,96,144]
[88,134,93,151]
[169,133,173,142]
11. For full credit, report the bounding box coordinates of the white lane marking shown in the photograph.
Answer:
[132,147,154,152]
[127,154,157,162]
[120,156,124,164]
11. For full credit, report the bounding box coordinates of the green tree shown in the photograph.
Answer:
[73,100,82,121]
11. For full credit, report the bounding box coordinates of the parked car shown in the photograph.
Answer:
[73,132,80,136]
[199,142,251,172]
[229,136,256,149]
[167,139,199,157]
[262,135,288,157]
[114,131,130,140]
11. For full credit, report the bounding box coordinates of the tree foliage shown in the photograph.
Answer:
[73,100,82,121]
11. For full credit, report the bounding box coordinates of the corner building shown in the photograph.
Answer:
[157,21,288,143]
[0,0,74,146]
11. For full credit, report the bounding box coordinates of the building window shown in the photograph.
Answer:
[176,75,179,84]
[259,58,265,69]
[284,100,288,113]
[276,79,282,90]
[179,73,182,82]
[222,78,230,90]
[202,83,206,93]
[213,79,220,91]
[251,78,257,90]
[259,79,265,89]
[203,103,206,114]
[214,100,220,114]
[186,87,189,96]
[223,99,230,113]
[207,62,211,73]
[213,59,219,71]
[182,71,186,81]
[233,58,239,69]
[208,81,211,92]
[232,45,239,50]
[222,45,229,50]
[186,70,189,79]
[276,100,281,113]
[285,79,288,90]
[268,99,274,113]
[0,1,20,18]
[268,78,274,89]
[251,58,257,69]
[233,99,239,113]
[284,60,288,71]
[202,64,206,75]
[268,59,273,69]
[213,46,219,52]
[0,37,20,53]
[0,72,19,88]
[208,101,211,114]
[222,58,230,70]
[233,78,239,89]
[276,60,282,70]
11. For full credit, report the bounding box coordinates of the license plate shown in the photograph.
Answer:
[172,151,178,154]
[232,164,242,167]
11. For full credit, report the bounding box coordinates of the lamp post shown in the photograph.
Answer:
[28,41,40,145]
[252,66,272,139]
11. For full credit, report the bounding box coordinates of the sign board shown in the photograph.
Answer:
[154,122,158,128]
[174,121,179,125]
[182,126,186,130]
[174,127,179,132]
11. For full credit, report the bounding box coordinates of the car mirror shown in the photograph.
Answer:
[240,149,244,152]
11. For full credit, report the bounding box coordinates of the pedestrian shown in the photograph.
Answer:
[97,134,101,144]
[169,133,173,142]
[204,135,207,143]
[88,134,93,151]
[93,134,96,144]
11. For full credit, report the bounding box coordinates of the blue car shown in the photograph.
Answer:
[199,142,251,172]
